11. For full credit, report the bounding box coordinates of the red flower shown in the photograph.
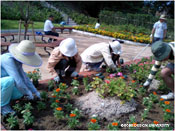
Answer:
[164,101,170,105]
[131,80,136,83]
[70,113,76,117]
[55,100,59,103]
[160,98,164,101]
[166,109,171,113]
[132,123,137,127]
[153,121,159,124]
[112,122,118,126]
[90,119,97,123]
[56,107,62,111]
[56,88,60,92]
[153,91,157,95]
[105,80,110,84]
[52,95,56,98]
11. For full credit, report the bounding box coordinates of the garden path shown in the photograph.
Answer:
[21,32,152,80]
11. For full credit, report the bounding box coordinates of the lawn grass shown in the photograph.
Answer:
[1,19,60,29]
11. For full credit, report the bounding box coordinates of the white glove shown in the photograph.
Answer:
[71,71,78,77]
[26,90,34,100]
[150,34,152,38]
[143,80,151,87]
[35,91,41,99]
[54,76,60,82]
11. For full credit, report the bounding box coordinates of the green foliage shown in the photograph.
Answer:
[7,115,19,129]
[67,108,81,129]
[71,79,80,87]
[107,120,120,130]
[2,2,63,22]
[96,78,136,102]
[24,102,33,111]
[48,80,55,91]
[141,108,149,121]
[40,91,48,101]
[99,10,174,36]
[158,80,171,94]
[50,102,59,109]
[13,103,22,113]
[90,77,103,89]
[59,83,68,91]
[72,87,79,95]
[83,77,89,87]
[36,101,46,111]
[22,111,34,125]
[88,118,100,130]
[27,69,41,82]
[53,109,64,120]
[149,93,158,103]
[64,103,73,112]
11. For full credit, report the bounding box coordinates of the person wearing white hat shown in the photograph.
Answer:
[80,40,122,72]
[150,14,167,43]
[47,38,82,82]
[1,40,43,116]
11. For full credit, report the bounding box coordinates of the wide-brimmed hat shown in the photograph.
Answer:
[9,40,42,67]
[160,15,166,20]
[151,41,171,61]
[109,41,122,55]
[59,38,78,57]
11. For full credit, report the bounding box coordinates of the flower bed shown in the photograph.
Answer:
[1,57,174,130]
[74,25,151,44]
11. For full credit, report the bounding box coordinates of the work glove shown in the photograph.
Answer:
[35,91,41,99]
[71,71,78,77]
[26,90,34,100]
[143,80,151,87]
[54,76,60,83]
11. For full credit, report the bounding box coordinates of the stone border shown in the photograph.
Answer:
[73,29,150,47]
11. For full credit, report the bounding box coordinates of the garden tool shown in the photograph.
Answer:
[133,43,150,61]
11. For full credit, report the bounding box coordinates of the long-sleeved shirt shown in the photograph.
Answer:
[1,53,38,95]
[146,42,174,82]
[47,47,82,77]
[81,42,117,70]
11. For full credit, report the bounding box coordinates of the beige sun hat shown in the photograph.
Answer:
[9,40,42,67]
[160,15,166,20]
[109,41,122,55]
[59,38,78,57]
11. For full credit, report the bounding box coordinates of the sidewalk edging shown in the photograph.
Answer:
[73,29,149,47]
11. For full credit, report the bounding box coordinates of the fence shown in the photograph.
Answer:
[99,10,174,34]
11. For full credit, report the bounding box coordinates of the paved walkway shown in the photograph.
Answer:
[2,32,152,80]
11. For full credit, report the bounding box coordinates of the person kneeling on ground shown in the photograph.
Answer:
[1,40,42,116]
[80,40,123,72]
[144,41,174,100]
[47,38,82,83]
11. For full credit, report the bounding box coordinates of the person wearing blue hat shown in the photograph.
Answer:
[1,40,42,116]
[144,41,174,100]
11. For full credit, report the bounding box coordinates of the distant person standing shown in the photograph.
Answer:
[150,15,167,43]
[44,15,59,42]
[95,19,100,29]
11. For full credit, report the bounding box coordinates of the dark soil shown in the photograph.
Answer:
[1,67,174,130]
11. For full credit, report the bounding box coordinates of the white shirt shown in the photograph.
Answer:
[153,21,167,38]
[81,42,116,70]
[95,23,100,29]
[44,20,54,32]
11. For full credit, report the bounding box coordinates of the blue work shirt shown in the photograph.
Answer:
[1,53,38,95]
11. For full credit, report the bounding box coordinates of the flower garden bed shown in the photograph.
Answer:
[1,57,174,130]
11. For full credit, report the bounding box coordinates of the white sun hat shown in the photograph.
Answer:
[9,40,42,67]
[109,40,122,55]
[59,38,78,57]
[160,15,166,20]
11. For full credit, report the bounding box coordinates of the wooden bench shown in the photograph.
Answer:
[1,33,40,42]
[54,27,74,34]
[1,38,64,55]
[1,33,62,43]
